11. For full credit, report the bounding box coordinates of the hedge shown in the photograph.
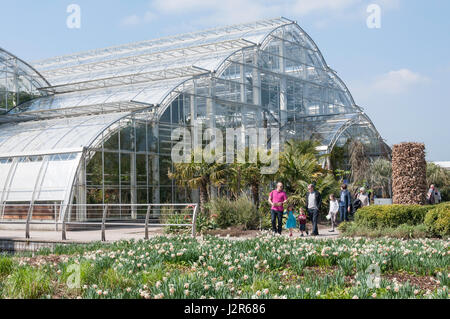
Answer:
[208,195,260,230]
[354,204,431,228]
[424,203,450,238]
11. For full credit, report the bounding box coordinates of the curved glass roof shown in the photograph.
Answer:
[0,17,388,207]
[9,19,295,117]
[0,48,50,90]
[32,18,292,71]
[0,112,126,155]
[0,47,50,112]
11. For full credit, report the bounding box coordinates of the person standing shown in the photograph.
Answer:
[297,207,308,237]
[284,205,297,237]
[339,184,352,222]
[427,184,442,204]
[328,194,339,232]
[268,182,287,235]
[357,187,370,207]
[305,184,322,236]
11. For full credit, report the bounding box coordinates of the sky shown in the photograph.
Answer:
[1,0,449,161]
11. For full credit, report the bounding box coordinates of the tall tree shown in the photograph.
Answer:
[218,147,274,209]
[168,148,227,213]
[427,162,450,201]
[277,139,339,210]
[349,139,370,185]
[369,158,392,198]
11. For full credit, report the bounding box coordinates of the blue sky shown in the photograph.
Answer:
[1,0,449,161]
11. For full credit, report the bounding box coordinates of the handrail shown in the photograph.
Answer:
[144,205,151,240]
[0,203,198,241]
[101,204,108,242]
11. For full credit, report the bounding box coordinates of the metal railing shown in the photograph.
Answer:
[0,203,198,241]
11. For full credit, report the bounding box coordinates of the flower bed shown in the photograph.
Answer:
[1,235,449,299]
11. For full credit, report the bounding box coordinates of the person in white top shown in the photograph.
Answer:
[328,194,339,232]
[357,187,370,207]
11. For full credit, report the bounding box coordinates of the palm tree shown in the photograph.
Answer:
[427,162,450,201]
[349,139,370,185]
[277,139,340,210]
[329,145,346,172]
[168,148,227,213]
[427,162,450,187]
[218,161,243,200]
[240,151,275,210]
[369,158,392,198]
[219,147,274,209]
[284,139,321,158]
[277,139,324,192]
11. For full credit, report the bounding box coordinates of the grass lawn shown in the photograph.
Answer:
[0,234,448,299]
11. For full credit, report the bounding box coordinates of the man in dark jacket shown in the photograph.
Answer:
[339,184,352,222]
[306,184,322,236]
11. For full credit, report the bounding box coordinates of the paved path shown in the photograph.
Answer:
[0,226,164,244]
[0,223,339,245]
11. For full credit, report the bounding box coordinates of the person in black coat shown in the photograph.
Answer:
[305,184,322,236]
[339,184,352,222]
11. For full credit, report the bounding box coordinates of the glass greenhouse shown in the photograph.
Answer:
[0,17,389,222]
[0,47,50,113]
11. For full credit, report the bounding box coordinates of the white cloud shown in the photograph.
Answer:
[152,0,213,13]
[143,11,157,23]
[291,0,361,16]
[150,0,283,25]
[117,0,405,38]
[120,0,402,28]
[374,0,401,10]
[372,69,430,94]
[120,9,157,27]
[152,0,362,16]
[120,15,141,26]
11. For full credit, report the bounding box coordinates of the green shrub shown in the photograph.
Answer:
[424,203,450,238]
[354,204,431,228]
[210,196,240,228]
[194,210,218,234]
[339,221,430,239]
[258,200,273,230]
[337,221,353,233]
[209,195,259,229]
[235,195,260,230]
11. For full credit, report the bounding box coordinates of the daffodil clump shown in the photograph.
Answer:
[1,234,448,299]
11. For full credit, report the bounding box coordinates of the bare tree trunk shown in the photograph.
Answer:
[251,183,259,209]
[236,170,241,200]
[199,183,209,214]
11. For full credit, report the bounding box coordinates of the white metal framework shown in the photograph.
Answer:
[0,17,389,223]
[0,47,50,113]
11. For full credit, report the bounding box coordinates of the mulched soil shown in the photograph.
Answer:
[51,281,81,299]
[382,272,442,291]
[203,221,337,238]
[203,226,260,238]
[276,265,442,292]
